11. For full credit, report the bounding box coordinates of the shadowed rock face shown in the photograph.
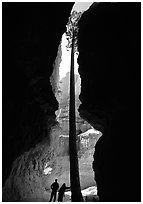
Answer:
[78,3,141,202]
[3,2,74,186]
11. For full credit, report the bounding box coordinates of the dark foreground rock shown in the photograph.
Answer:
[3,2,141,202]
[78,2,141,202]
[3,1,73,187]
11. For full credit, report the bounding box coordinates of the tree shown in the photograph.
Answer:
[66,11,82,52]
[67,10,83,202]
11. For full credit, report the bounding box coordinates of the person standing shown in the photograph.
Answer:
[58,183,70,202]
[49,179,59,202]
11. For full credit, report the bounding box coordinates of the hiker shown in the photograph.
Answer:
[49,179,59,202]
[58,183,70,202]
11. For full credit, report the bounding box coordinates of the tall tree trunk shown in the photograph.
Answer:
[69,28,83,202]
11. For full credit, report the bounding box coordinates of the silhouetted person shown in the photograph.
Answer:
[58,183,70,202]
[49,179,59,202]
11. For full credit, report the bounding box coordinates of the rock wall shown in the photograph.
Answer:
[3,2,141,201]
[2,124,65,201]
[3,125,100,201]
[3,1,73,191]
[58,129,101,157]
[78,2,141,201]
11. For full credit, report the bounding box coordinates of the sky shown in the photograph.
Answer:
[71,2,93,13]
[59,2,93,80]
[59,33,79,80]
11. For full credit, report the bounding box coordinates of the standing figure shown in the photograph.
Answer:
[58,183,70,202]
[49,179,59,202]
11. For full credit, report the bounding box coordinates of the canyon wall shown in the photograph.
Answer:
[3,2,141,202]
[78,2,141,201]
[3,1,73,195]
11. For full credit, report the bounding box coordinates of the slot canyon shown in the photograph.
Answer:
[2,2,141,202]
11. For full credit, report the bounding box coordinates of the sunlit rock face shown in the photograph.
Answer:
[58,128,102,157]
[78,129,101,157]
[65,185,99,202]
[2,125,62,201]
[56,72,84,135]
[78,2,141,201]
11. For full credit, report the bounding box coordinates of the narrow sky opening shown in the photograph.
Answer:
[59,33,79,80]
[71,2,93,13]
[59,2,93,81]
